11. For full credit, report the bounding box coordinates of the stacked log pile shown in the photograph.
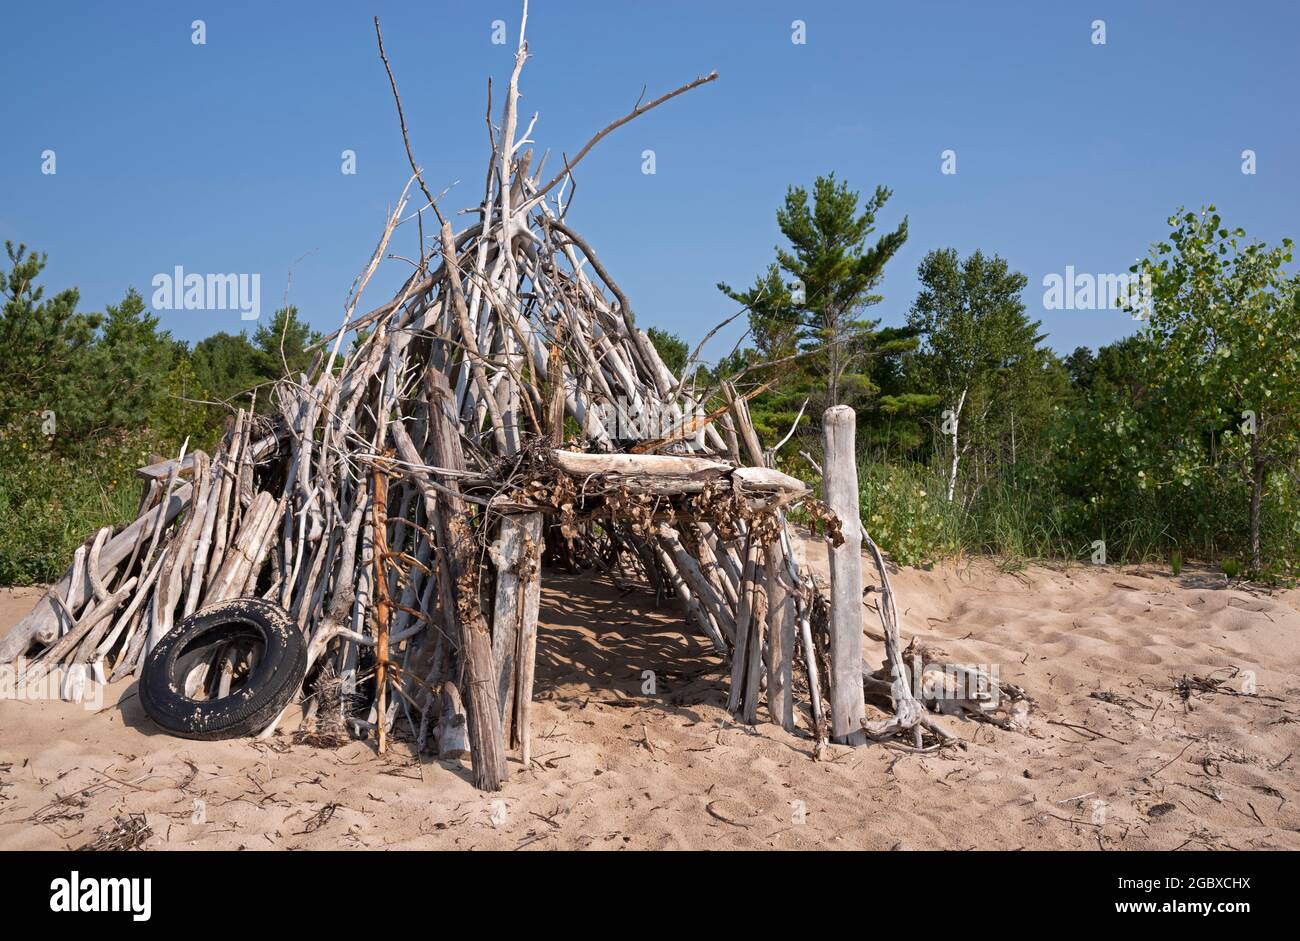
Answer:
[1,3,1026,788]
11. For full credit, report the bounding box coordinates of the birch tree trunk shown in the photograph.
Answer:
[946,387,967,503]
[1249,424,1264,574]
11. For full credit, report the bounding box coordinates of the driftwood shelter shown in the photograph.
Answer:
[1,4,1021,790]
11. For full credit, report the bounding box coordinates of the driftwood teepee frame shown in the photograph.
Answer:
[3,4,1023,790]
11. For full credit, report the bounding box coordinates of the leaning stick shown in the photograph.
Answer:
[528,71,719,206]
[372,459,392,754]
[392,388,507,790]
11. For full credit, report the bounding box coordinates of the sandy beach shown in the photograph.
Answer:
[2,535,1298,851]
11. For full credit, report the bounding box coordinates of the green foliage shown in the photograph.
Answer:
[647,327,689,377]
[718,173,915,455]
[254,305,321,381]
[0,436,149,585]
[771,175,909,408]
[856,462,1090,567]
[191,331,262,406]
[1053,209,1300,578]
[191,306,322,411]
[95,288,177,435]
[704,202,1299,578]
[908,248,1040,396]
[0,247,213,582]
[905,248,1061,501]
[156,357,218,449]
[1136,207,1300,575]
[0,243,105,446]
[859,462,955,566]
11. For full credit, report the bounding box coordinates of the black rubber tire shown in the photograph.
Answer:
[139,598,306,740]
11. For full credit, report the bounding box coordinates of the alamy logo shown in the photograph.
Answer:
[1042,266,1151,319]
[1,658,105,711]
[50,871,152,921]
[603,397,706,443]
[151,267,261,321]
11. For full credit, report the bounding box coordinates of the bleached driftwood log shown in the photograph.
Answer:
[422,371,508,790]
[822,405,866,745]
[765,540,796,729]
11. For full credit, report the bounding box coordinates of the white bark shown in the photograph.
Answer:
[946,387,967,503]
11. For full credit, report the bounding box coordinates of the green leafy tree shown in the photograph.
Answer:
[254,306,320,381]
[1136,207,1300,574]
[0,247,210,583]
[191,331,263,407]
[191,307,321,410]
[1064,346,1097,391]
[718,264,801,366]
[906,248,1050,502]
[95,288,177,436]
[716,175,916,461]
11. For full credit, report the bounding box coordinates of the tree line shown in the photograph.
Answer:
[3,183,1298,584]
[656,182,1299,580]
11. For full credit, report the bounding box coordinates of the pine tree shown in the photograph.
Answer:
[721,174,909,411]
[0,242,103,446]
[96,288,176,435]
[254,306,321,381]
[717,174,914,455]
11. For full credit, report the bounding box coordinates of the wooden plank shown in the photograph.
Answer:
[726,537,762,715]
[372,462,392,754]
[657,524,735,644]
[742,567,767,725]
[491,512,543,745]
[721,381,764,466]
[511,514,543,766]
[135,453,198,482]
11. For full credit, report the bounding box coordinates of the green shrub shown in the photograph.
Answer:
[858,462,956,566]
[0,435,152,584]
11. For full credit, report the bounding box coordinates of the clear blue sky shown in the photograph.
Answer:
[3,1,1297,360]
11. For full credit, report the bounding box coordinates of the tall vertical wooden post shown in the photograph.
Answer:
[489,512,542,763]
[764,540,796,730]
[492,514,536,730]
[823,405,866,745]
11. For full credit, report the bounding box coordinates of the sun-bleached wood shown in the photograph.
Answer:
[823,405,866,745]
